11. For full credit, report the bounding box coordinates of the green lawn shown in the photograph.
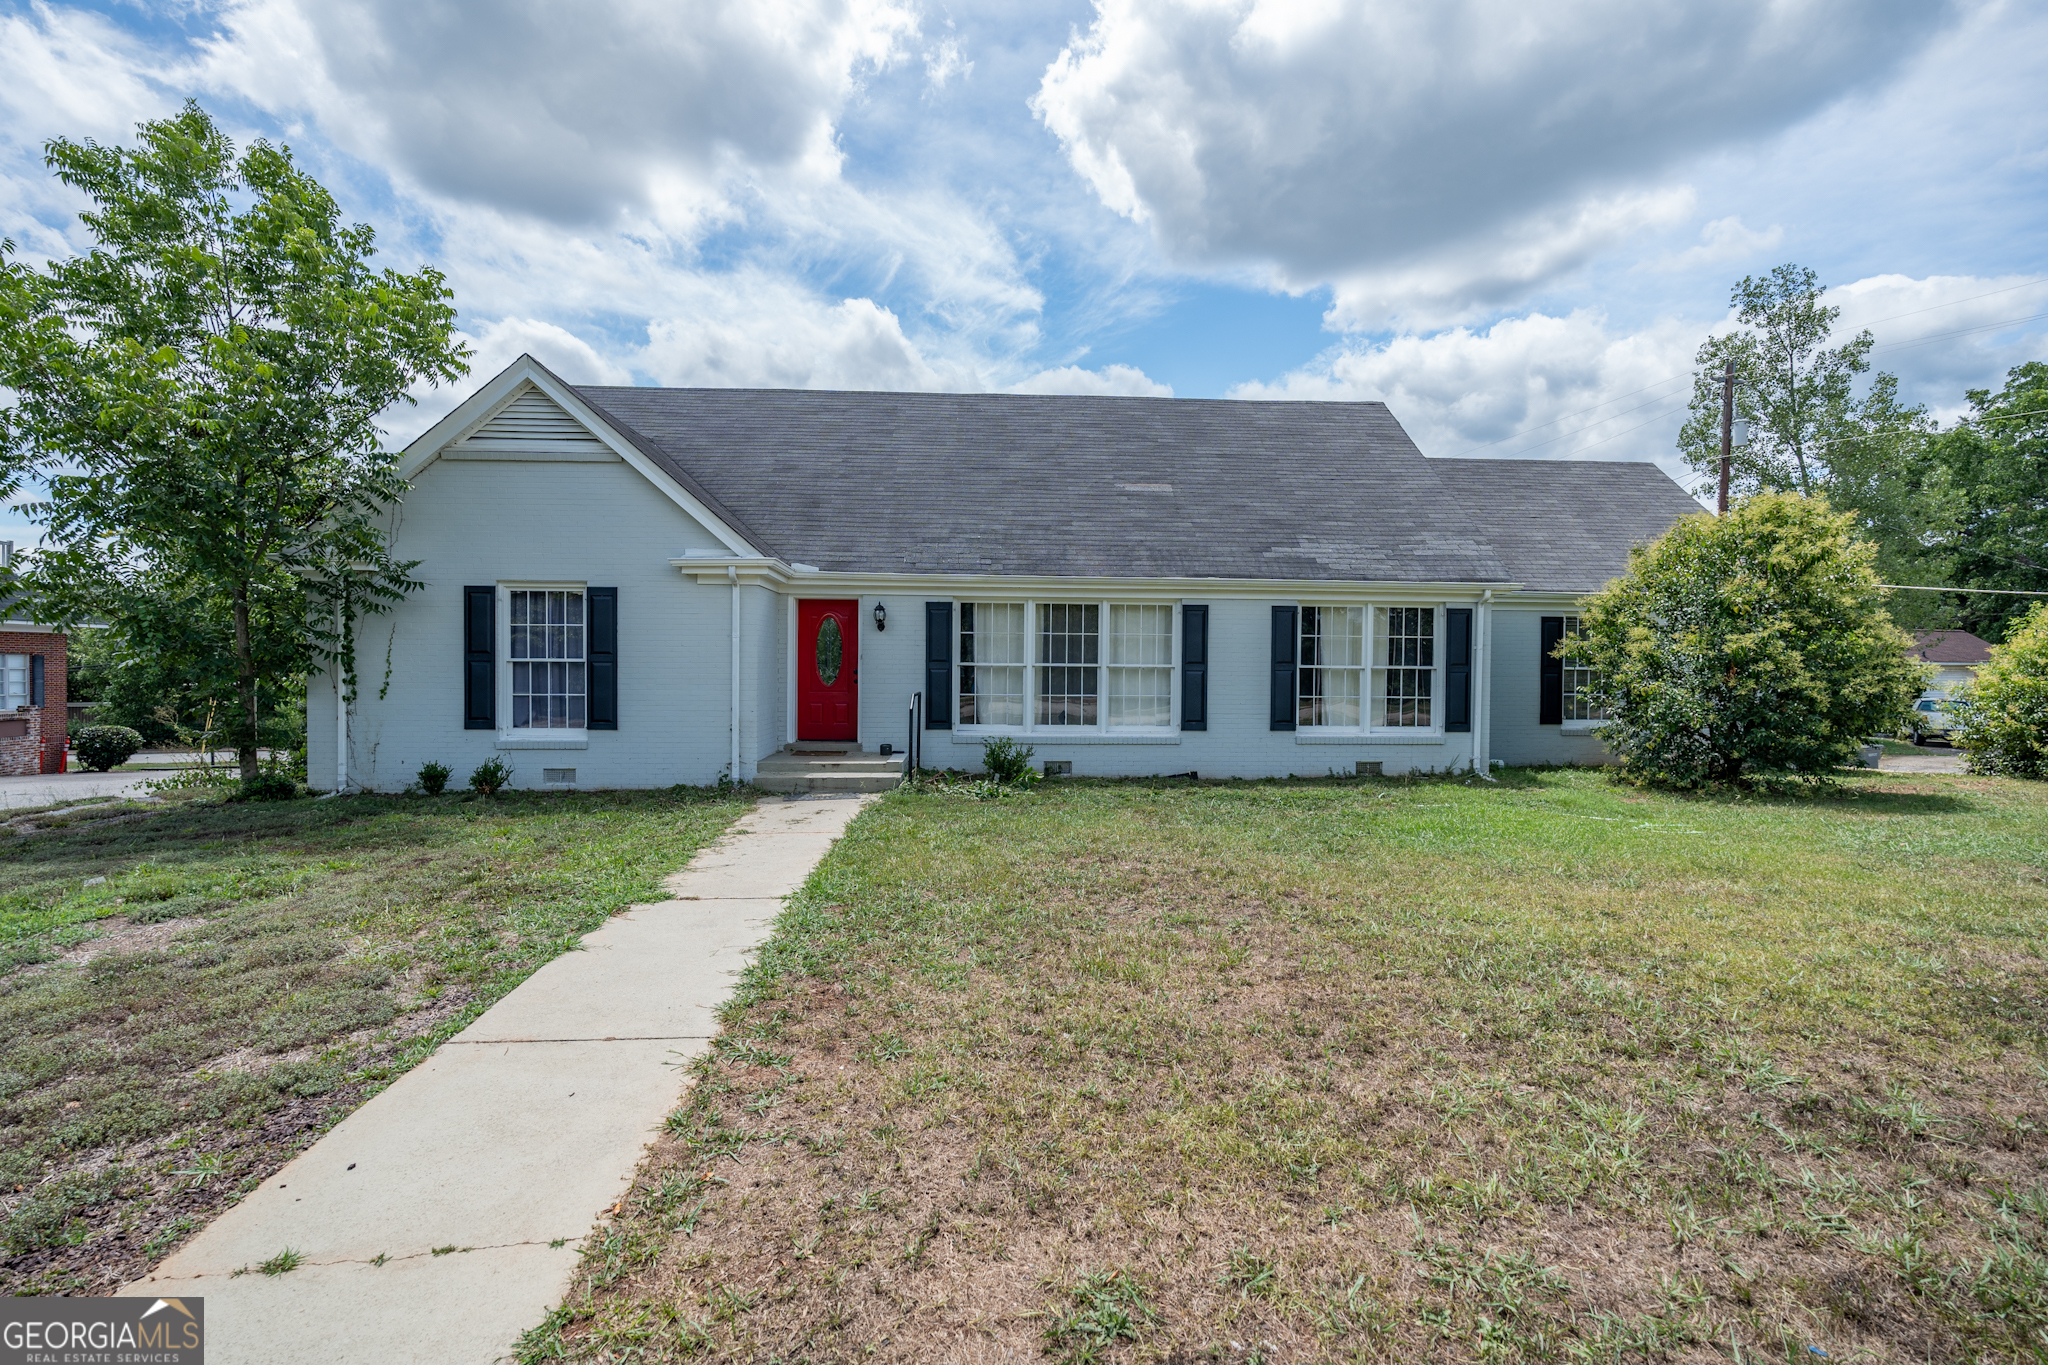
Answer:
[536,768,2048,1364]
[0,786,748,1294]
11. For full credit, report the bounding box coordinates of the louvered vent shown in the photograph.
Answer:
[463,387,606,448]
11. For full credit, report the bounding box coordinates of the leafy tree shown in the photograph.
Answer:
[0,103,466,781]
[1571,492,1926,789]
[1915,362,2048,640]
[1679,265,1888,499]
[1951,602,2048,778]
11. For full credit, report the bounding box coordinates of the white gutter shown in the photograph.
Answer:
[1474,588,1494,779]
[334,601,348,794]
[728,564,741,784]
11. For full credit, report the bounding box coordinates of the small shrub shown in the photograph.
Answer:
[73,725,145,772]
[417,760,452,795]
[469,756,514,796]
[1953,603,2048,779]
[229,774,299,803]
[980,736,1039,787]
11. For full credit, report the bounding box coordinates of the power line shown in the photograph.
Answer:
[1870,309,2048,354]
[1494,395,1692,461]
[1882,584,2048,596]
[1851,276,2048,329]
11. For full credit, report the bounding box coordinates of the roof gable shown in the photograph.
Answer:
[1910,629,1994,664]
[399,356,764,555]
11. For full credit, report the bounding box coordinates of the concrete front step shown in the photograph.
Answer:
[753,771,902,794]
[754,748,905,794]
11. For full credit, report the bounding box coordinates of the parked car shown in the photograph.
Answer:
[1903,693,1958,744]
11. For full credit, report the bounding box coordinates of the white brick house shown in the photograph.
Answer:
[307,355,1702,792]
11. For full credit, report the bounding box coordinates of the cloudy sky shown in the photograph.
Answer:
[3,0,2045,527]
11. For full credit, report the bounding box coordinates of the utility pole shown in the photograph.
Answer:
[1718,358,1734,515]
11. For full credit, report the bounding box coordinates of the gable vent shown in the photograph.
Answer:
[447,385,614,461]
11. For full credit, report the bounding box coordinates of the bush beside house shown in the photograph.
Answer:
[1569,493,1925,788]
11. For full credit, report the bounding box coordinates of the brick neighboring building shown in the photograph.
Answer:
[0,545,69,775]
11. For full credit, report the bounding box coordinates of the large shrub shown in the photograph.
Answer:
[73,725,144,772]
[1951,603,2048,778]
[1571,493,1925,789]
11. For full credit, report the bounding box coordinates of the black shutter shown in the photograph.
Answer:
[1269,605,1297,731]
[587,587,618,730]
[924,601,952,729]
[1444,608,1472,733]
[1539,615,1564,726]
[464,585,496,730]
[28,655,43,708]
[1180,605,1208,731]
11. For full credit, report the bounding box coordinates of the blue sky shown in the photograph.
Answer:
[2,0,2045,525]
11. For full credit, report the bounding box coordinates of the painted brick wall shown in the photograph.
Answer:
[0,630,66,774]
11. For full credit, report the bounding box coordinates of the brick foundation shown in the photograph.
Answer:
[0,630,68,774]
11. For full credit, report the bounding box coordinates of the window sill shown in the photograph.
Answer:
[1559,723,1606,736]
[951,730,1181,746]
[497,733,590,750]
[1295,732,1447,745]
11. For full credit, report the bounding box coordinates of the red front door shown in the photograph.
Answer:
[797,599,859,741]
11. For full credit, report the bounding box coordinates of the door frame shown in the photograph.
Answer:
[793,597,861,743]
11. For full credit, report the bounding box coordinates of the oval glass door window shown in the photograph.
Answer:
[815,615,843,687]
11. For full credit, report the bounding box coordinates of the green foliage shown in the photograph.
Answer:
[0,102,467,783]
[1043,1269,1156,1362]
[71,725,143,772]
[469,757,514,797]
[1572,493,1926,789]
[1916,362,2048,640]
[1952,603,2048,778]
[230,774,300,803]
[1678,264,1894,500]
[416,761,451,795]
[979,735,1039,786]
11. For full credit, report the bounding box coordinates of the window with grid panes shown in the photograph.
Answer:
[0,655,26,711]
[1298,606,1364,727]
[1371,606,1434,727]
[959,602,1026,726]
[509,590,586,728]
[1105,604,1173,727]
[1560,614,1605,721]
[1037,603,1098,725]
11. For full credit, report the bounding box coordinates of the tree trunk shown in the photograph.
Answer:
[233,583,258,783]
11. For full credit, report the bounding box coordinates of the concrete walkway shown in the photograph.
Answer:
[126,795,872,1364]
[1881,747,1968,773]
[0,770,160,808]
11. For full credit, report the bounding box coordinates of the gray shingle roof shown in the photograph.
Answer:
[570,382,1700,591]
[1427,458,1707,594]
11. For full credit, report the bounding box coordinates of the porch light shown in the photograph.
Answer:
[872,602,887,632]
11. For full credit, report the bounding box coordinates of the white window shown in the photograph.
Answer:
[960,602,1027,727]
[1560,614,1604,722]
[1037,603,1099,726]
[1105,605,1174,727]
[0,655,25,710]
[1298,606,1364,728]
[1372,607,1434,729]
[1298,606,1439,732]
[956,600,1176,733]
[509,589,586,729]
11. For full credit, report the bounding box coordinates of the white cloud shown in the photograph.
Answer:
[196,0,920,226]
[1035,0,1958,317]
[1650,216,1785,273]
[1231,310,1700,481]
[1231,270,2048,492]
[1007,363,1171,396]
[924,37,972,92]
